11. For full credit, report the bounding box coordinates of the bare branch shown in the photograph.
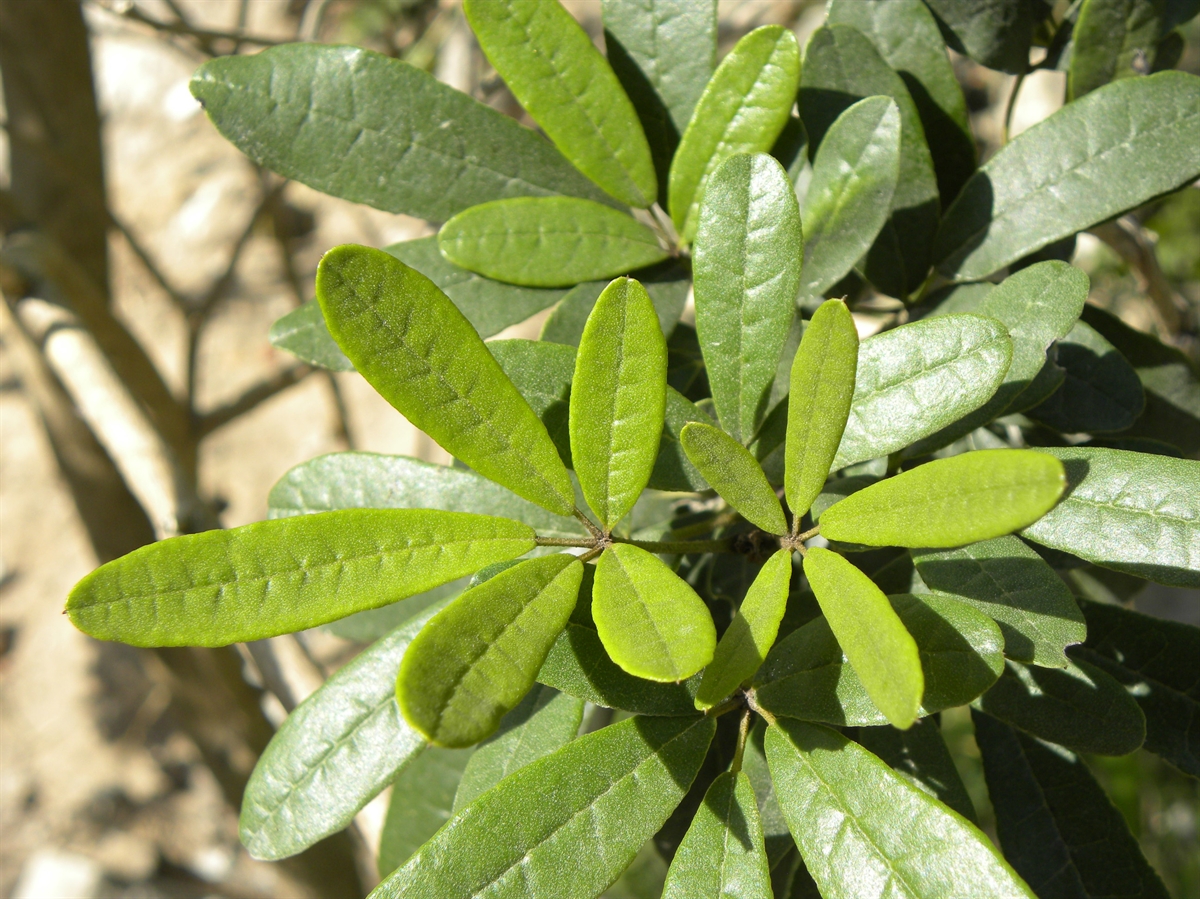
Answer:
[197,365,312,437]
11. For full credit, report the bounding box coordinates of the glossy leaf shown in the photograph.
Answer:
[976,657,1147,756]
[681,424,785,535]
[798,97,901,301]
[269,300,353,371]
[240,602,445,860]
[464,0,656,208]
[695,550,792,710]
[754,592,1005,726]
[378,746,473,876]
[786,300,859,518]
[821,450,1066,548]
[369,715,716,899]
[936,72,1200,280]
[923,0,1035,73]
[661,771,772,899]
[803,548,923,729]
[67,509,534,646]
[668,25,801,243]
[800,25,940,299]
[452,686,584,811]
[692,153,801,443]
[1069,0,1195,99]
[317,245,574,516]
[913,535,1086,667]
[765,720,1036,899]
[571,277,667,530]
[539,264,691,347]
[189,44,608,221]
[438,197,669,289]
[854,717,976,821]
[398,555,583,748]
[594,543,716,682]
[826,0,975,204]
[1021,446,1200,587]
[973,710,1171,899]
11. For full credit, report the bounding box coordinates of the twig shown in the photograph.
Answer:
[197,365,312,437]
[1002,71,1027,145]
[1090,217,1187,336]
[101,1,285,52]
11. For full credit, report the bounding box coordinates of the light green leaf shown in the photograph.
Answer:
[912,535,1086,667]
[67,509,535,646]
[378,746,473,876]
[317,245,574,516]
[650,389,713,492]
[240,601,445,861]
[765,720,1036,899]
[800,25,940,299]
[799,97,901,301]
[681,424,785,535]
[754,592,1005,726]
[826,0,975,205]
[800,548,923,728]
[593,543,716,682]
[692,153,801,443]
[695,549,791,710]
[786,299,859,518]
[661,771,772,899]
[854,717,976,821]
[464,0,656,208]
[922,0,1036,73]
[668,25,800,243]
[452,686,584,811]
[438,197,669,289]
[936,72,1200,280]
[1069,0,1195,99]
[1021,446,1200,587]
[189,44,608,220]
[269,300,354,371]
[369,715,716,899]
[821,450,1066,548]
[976,657,1146,756]
[398,555,583,748]
[539,264,691,347]
[571,277,668,530]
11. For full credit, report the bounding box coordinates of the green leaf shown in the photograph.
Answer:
[798,97,902,301]
[1072,599,1200,776]
[770,115,810,184]
[438,197,669,289]
[854,717,976,821]
[539,263,691,347]
[833,315,1014,469]
[269,300,354,371]
[695,549,792,710]
[317,245,574,516]
[369,715,716,899]
[651,390,714,492]
[742,721,799,882]
[661,771,772,899]
[692,152,801,443]
[398,555,583,748]
[1069,0,1196,99]
[681,424,785,535]
[935,72,1200,280]
[800,549,924,728]
[754,591,1005,726]
[607,841,670,899]
[821,450,1066,548]
[668,25,801,243]
[378,746,473,876]
[571,277,667,530]
[189,44,609,221]
[593,543,716,682]
[973,710,1171,899]
[464,0,656,208]
[922,0,1036,73]
[1020,446,1200,587]
[826,0,976,205]
[786,299,859,517]
[800,25,940,299]
[765,720,1036,899]
[67,509,535,646]
[239,601,445,860]
[1027,320,1145,433]
[976,657,1146,756]
[452,686,584,811]
[912,535,1086,667]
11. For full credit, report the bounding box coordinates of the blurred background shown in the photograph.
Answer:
[0,1,1196,897]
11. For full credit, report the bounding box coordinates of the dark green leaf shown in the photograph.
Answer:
[1069,0,1197,99]
[742,721,799,883]
[318,245,574,515]
[539,263,691,347]
[854,717,976,821]
[368,715,716,899]
[770,115,809,184]
[67,509,535,646]
[973,710,1170,899]
[378,746,473,876]
[922,0,1036,73]
[681,424,785,535]
[693,152,801,443]
[936,72,1200,280]
[652,390,714,492]
[189,44,608,220]
[269,300,353,371]
[765,720,1035,899]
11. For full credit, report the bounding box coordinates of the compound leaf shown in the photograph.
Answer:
[681,423,785,535]
[378,746,473,876]
[854,717,976,822]
[269,300,354,371]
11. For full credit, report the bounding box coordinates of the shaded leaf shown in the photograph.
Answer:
[539,263,691,347]
[652,391,713,492]
[681,423,785,535]
[269,300,353,371]
[923,0,1036,73]
[1069,0,1197,99]
[378,746,473,876]
[770,115,810,184]
[854,717,976,821]
[742,721,800,882]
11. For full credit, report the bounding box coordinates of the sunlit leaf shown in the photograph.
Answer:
[854,717,976,821]
[681,423,785,535]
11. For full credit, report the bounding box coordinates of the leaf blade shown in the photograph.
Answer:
[377,745,473,876]
[680,423,785,535]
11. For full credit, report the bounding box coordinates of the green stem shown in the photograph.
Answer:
[1003,70,1027,145]
[618,537,734,554]
[535,536,594,548]
[731,709,752,774]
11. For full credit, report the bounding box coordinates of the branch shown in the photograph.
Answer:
[94,1,285,53]
[197,365,312,437]
[1089,216,1187,336]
